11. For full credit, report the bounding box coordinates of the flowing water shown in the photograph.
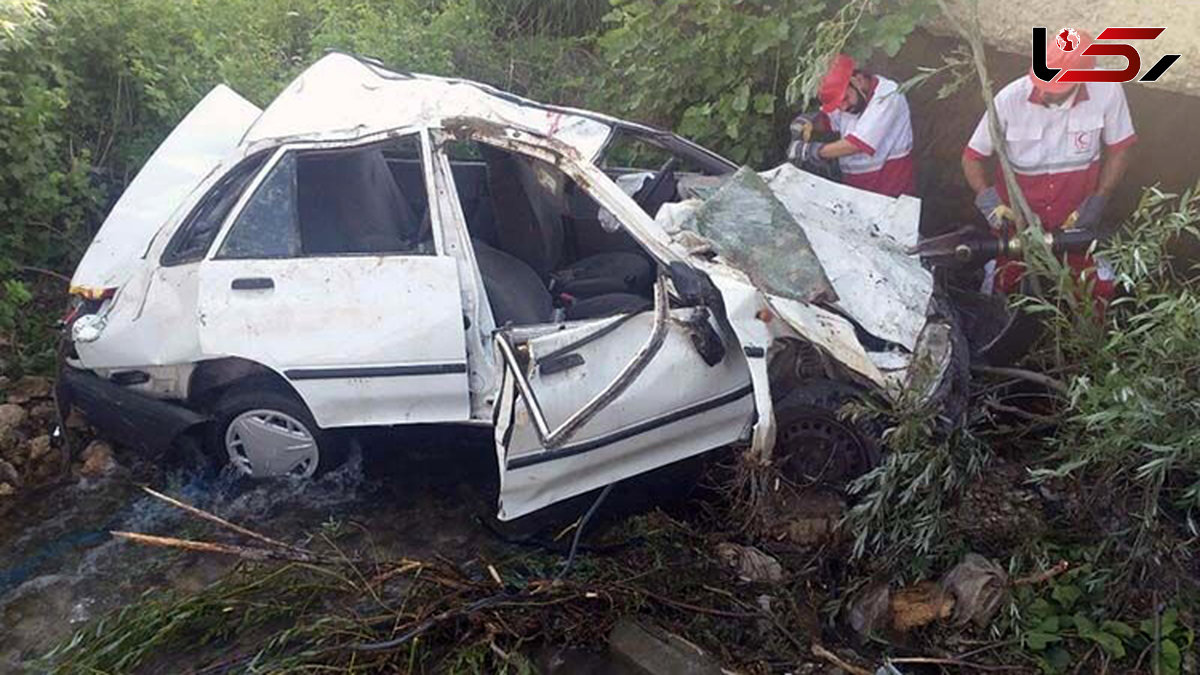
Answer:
[0,427,501,670]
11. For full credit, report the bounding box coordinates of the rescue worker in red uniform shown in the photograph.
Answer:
[962,29,1135,297]
[788,53,916,198]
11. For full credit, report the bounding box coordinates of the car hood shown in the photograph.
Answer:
[70,86,262,292]
[652,164,939,396]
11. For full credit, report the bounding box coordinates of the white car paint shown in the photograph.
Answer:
[68,53,951,520]
[71,86,262,292]
[493,308,754,520]
[198,255,470,427]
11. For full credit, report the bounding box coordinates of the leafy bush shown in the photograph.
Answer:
[595,0,932,165]
[1022,186,1200,567]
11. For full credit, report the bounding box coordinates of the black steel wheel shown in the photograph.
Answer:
[773,381,880,487]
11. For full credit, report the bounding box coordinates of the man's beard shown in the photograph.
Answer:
[846,83,868,114]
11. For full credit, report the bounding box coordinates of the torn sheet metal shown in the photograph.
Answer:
[759,164,932,350]
[765,295,887,388]
[680,167,837,305]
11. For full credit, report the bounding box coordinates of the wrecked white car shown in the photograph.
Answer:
[59,54,960,521]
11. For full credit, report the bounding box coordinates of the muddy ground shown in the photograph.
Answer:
[0,422,509,670]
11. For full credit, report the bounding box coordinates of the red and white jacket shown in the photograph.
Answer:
[964,78,1135,296]
[826,75,916,197]
[964,79,1136,229]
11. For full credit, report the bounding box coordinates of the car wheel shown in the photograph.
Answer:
[773,380,881,487]
[209,384,341,479]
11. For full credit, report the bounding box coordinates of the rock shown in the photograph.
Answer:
[0,403,27,436]
[609,618,725,675]
[25,435,62,482]
[715,542,784,583]
[889,581,955,633]
[0,458,21,488]
[27,435,53,462]
[6,376,52,404]
[0,482,14,497]
[940,553,1008,627]
[79,440,118,478]
[28,401,57,427]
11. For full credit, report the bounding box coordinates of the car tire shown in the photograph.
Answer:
[772,379,881,487]
[207,382,343,479]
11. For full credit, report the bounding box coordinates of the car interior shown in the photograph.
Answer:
[211,131,719,329]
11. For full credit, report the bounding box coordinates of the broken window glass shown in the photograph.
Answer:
[679,167,837,305]
[218,153,301,259]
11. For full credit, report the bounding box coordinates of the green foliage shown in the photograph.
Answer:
[595,0,933,166]
[843,387,990,575]
[1019,186,1200,562]
[1016,566,1194,674]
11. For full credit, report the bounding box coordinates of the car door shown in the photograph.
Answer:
[492,276,755,521]
[197,132,470,429]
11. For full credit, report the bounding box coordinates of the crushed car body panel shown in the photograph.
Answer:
[242,54,614,161]
[758,164,930,351]
[492,303,754,521]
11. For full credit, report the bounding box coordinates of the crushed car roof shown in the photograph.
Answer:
[243,53,641,161]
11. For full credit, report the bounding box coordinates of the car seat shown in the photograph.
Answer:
[481,147,654,300]
[473,239,653,326]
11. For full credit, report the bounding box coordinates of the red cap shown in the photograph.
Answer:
[819,54,856,113]
[1030,28,1096,94]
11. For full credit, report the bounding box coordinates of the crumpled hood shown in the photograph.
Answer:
[658,164,931,348]
[655,164,937,394]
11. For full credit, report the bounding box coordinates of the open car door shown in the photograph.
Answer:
[492,277,755,521]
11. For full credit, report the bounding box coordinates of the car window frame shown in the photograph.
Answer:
[206,127,446,261]
[159,150,272,267]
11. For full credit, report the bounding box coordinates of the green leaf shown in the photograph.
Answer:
[1160,639,1181,675]
[1036,616,1061,633]
[1046,647,1073,672]
[1087,631,1126,660]
[1029,598,1055,619]
[1161,607,1178,634]
[1051,585,1082,610]
[731,83,750,113]
[752,92,775,115]
[1026,632,1061,650]
[1073,613,1096,635]
[1101,620,1136,639]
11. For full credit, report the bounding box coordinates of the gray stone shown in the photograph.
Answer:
[6,376,52,405]
[0,403,27,437]
[0,458,20,488]
[27,435,52,463]
[609,618,725,675]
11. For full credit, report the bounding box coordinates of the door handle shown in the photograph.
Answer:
[231,277,274,290]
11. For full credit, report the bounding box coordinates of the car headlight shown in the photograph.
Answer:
[72,313,107,343]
